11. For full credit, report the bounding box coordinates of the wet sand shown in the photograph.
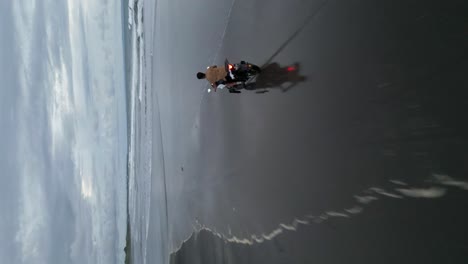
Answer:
[145,0,468,263]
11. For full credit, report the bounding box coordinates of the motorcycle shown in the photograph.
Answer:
[207,59,262,93]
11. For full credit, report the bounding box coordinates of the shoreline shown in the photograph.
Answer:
[122,0,133,263]
[124,220,132,264]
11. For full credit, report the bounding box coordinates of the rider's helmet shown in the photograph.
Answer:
[196,72,206,79]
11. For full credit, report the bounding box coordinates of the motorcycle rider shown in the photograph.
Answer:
[196,65,227,90]
[196,63,244,92]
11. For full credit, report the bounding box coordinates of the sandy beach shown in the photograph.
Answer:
[142,0,468,263]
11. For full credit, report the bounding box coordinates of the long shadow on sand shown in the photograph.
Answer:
[227,0,326,95]
[245,62,307,93]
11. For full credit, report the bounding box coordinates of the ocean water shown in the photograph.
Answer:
[3,0,129,263]
[62,1,129,263]
[125,0,155,263]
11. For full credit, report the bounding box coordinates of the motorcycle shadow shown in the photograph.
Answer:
[247,62,307,93]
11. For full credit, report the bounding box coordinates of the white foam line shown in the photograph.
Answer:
[326,211,350,218]
[262,229,283,241]
[355,195,378,204]
[396,187,447,198]
[369,187,404,199]
[172,215,311,250]
[295,218,310,225]
[390,180,408,186]
[433,174,468,190]
[280,223,297,231]
[313,214,329,223]
[251,235,264,243]
[171,175,468,255]
[345,206,363,214]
